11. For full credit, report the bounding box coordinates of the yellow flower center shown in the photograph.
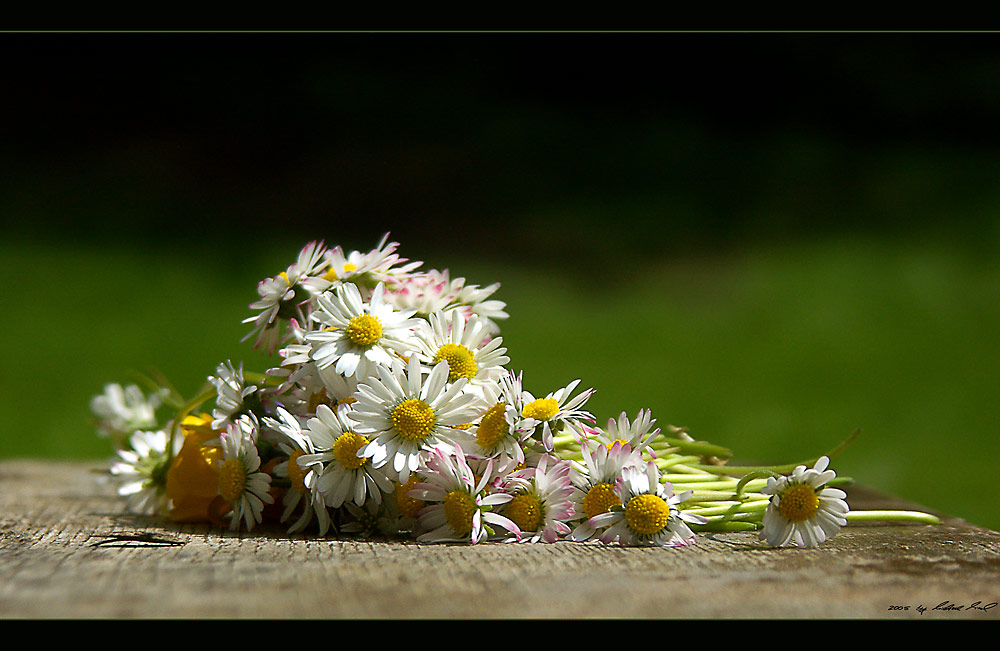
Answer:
[444,490,476,537]
[390,399,436,442]
[322,262,358,282]
[506,493,543,533]
[476,402,508,451]
[218,458,247,502]
[433,343,478,382]
[606,438,630,451]
[345,314,383,347]
[286,450,308,493]
[395,476,425,520]
[522,397,559,421]
[778,483,820,522]
[582,482,619,520]
[332,431,370,470]
[624,494,672,536]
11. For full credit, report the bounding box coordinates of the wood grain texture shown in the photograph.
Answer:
[1,460,998,619]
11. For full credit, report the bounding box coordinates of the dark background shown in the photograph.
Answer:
[5,33,1000,262]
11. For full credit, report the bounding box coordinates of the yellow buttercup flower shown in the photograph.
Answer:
[165,413,229,524]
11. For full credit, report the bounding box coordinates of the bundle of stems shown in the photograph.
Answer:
[549,427,940,533]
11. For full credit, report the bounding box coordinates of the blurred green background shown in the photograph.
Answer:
[2,33,998,530]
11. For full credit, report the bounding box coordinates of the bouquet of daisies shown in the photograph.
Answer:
[93,235,939,548]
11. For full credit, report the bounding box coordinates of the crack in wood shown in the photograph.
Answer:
[89,533,186,548]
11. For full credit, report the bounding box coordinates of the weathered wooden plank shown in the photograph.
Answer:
[1,460,998,619]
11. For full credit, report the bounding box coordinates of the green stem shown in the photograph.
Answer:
[689,520,761,532]
[684,500,770,517]
[661,473,732,483]
[655,456,712,473]
[685,462,798,476]
[825,428,863,459]
[128,368,185,410]
[671,479,769,492]
[687,429,862,476]
[846,510,941,525]
[687,490,762,502]
[657,437,733,460]
[552,437,581,452]
[734,470,780,498]
[666,463,718,476]
[243,371,282,388]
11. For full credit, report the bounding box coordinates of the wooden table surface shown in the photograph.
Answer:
[1,459,998,619]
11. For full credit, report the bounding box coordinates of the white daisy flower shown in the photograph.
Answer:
[352,356,482,484]
[270,322,356,415]
[91,383,164,441]
[449,280,509,337]
[268,354,360,421]
[277,340,313,371]
[464,378,535,466]
[273,313,362,397]
[416,310,510,396]
[303,233,423,296]
[299,404,395,510]
[408,444,521,544]
[242,240,328,354]
[567,440,644,542]
[513,376,596,452]
[385,268,463,318]
[242,278,295,355]
[314,363,361,408]
[110,428,181,515]
[500,454,576,543]
[385,268,509,337]
[583,409,661,458]
[264,407,332,535]
[216,416,274,531]
[759,456,850,548]
[589,460,707,547]
[271,316,314,370]
[208,360,260,430]
[305,281,423,380]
